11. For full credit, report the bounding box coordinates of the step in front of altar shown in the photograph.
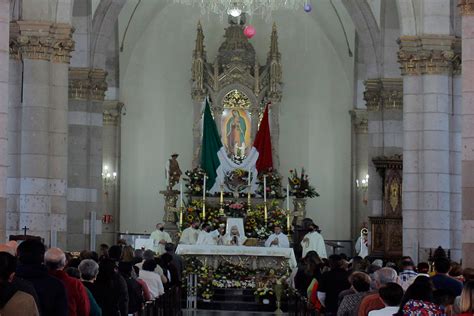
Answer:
[195,288,291,312]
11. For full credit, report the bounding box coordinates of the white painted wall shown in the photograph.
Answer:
[119,3,355,240]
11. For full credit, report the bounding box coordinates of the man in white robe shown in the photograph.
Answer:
[301,223,327,258]
[196,223,217,245]
[265,225,290,248]
[224,225,247,246]
[179,221,200,245]
[150,223,172,255]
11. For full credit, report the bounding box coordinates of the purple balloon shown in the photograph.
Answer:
[304,3,312,12]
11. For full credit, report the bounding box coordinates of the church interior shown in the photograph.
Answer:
[2,0,474,314]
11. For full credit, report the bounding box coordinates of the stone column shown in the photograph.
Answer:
[7,21,73,247]
[364,79,403,217]
[101,100,123,246]
[349,109,368,237]
[0,0,9,242]
[398,35,459,261]
[68,67,107,250]
[459,0,474,267]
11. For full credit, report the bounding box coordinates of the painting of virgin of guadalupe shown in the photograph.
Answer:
[221,109,251,159]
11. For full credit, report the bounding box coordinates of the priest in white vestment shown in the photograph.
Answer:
[179,221,200,245]
[196,224,217,245]
[224,225,247,246]
[301,224,327,259]
[265,225,290,248]
[149,223,172,255]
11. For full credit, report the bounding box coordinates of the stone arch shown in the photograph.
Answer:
[91,0,127,69]
[342,0,382,78]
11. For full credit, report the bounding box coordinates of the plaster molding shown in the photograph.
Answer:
[364,78,403,112]
[398,35,461,76]
[349,109,368,134]
[103,101,125,126]
[69,67,108,101]
[14,21,74,63]
[458,0,474,16]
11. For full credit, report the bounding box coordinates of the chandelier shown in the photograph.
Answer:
[172,0,311,20]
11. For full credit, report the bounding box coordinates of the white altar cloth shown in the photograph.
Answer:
[175,244,298,269]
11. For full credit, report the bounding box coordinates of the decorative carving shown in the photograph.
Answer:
[292,198,307,227]
[9,22,20,60]
[191,20,283,167]
[15,21,74,63]
[223,90,251,108]
[370,217,403,258]
[349,109,368,134]
[364,79,403,111]
[103,101,125,126]
[69,68,108,101]
[398,36,460,76]
[458,0,474,15]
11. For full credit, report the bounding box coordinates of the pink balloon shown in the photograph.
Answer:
[243,25,256,39]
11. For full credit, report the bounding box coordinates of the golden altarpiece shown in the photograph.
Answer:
[190,16,282,167]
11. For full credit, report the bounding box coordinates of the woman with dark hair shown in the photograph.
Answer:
[458,281,474,316]
[118,262,143,315]
[396,276,443,315]
[94,258,129,316]
[0,252,39,316]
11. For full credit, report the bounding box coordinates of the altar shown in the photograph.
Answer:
[176,244,297,270]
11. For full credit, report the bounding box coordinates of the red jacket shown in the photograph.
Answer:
[49,270,90,316]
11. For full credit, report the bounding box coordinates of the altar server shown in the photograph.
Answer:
[179,221,200,245]
[301,223,327,259]
[224,225,247,246]
[150,223,172,255]
[196,223,217,245]
[265,224,290,248]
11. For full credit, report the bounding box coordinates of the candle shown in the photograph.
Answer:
[248,167,252,187]
[179,182,184,226]
[220,183,224,204]
[264,203,268,224]
[263,175,267,203]
[203,174,207,200]
[286,184,290,210]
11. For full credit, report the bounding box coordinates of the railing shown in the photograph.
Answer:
[139,285,182,316]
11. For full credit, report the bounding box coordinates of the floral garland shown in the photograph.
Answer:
[288,168,320,198]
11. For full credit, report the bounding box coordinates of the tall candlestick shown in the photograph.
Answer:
[264,203,268,225]
[287,211,291,234]
[203,175,207,200]
[219,183,225,216]
[202,175,207,220]
[179,182,184,227]
[248,168,252,187]
[286,184,290,210]
[263,175,267,203]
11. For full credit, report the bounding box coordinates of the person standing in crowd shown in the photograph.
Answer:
[368,282,404,316]
[150,223,172,255]
[396,275,443,315]
[135,249,168,285]
[301,222,327,259]
[458,280,474,316]
[78,259,102,316]
[0,252,39,316]
[16,239,68,316]
[165,243,184,281]
[431,257,463,296]
[139,259,165,298]
[179,220,201,245]
[337,271,371,316]
[44,248,90,316]
[118,262,144,315]
[398,257,418,291]
[94,258,129,316]
[317,254,350,316]
[265,224,290,248]
[358,267,398,316]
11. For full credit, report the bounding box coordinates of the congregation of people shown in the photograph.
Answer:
[293,249,474,315]
[0,236,183,316]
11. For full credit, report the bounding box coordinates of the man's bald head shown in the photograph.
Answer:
[44,247,66,270]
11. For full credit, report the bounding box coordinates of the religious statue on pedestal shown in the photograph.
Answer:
[166,153,182,190]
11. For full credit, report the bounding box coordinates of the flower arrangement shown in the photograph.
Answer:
[256,169,283,198]
[197,265,214,301]
[184,168,206,195]
[288,168,320,198]
[245,208,265,238]
[254,281,274,304]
